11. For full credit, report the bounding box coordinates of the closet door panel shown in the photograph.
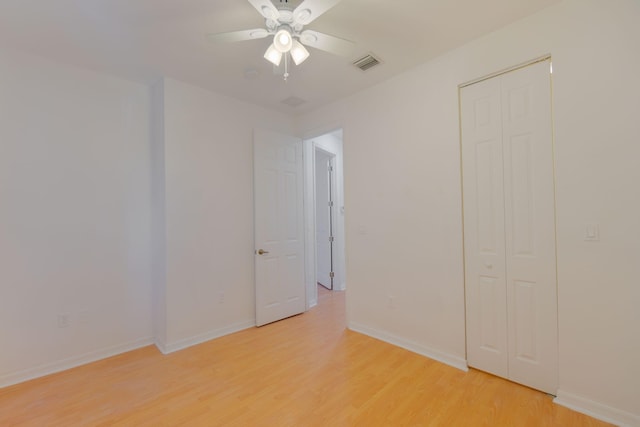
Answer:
[501,61,558,394]
[461,77,508,378]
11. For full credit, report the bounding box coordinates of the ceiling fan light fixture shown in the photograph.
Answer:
[208,0,356,80]
[290,40,310,65]
[273,28,293,53]
[264,43,283,66]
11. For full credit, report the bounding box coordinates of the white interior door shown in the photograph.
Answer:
[461,60,558,394]
[254,129,305,327]
[315,150,332,289]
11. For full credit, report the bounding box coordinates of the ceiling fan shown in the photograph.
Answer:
[207,0,355,80]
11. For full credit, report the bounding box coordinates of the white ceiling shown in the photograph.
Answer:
[0,0,561,115]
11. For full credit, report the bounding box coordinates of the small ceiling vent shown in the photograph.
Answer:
[281,96,306,107]
[353,53,382,71]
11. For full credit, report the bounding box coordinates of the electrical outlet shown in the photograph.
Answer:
[585,223,600,241]
[387,296,395,309]
[218,292,225,304]
[57,313,71,328]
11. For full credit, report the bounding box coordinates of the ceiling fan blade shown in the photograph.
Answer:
[293,0,342,25]
[247,0,280,21]
[207,28,270,44]
[299,30,355,57]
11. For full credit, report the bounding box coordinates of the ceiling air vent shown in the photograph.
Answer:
[353,53,382,71]
[281,96,306,107]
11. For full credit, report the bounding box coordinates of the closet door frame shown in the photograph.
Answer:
[459,56,559,395]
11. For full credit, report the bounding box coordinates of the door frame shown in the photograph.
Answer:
[458,56,559,394]
[458,55,555,358]
[302,127,346,309]
[314,148,336,290]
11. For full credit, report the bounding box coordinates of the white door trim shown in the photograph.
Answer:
[459,55,551,88]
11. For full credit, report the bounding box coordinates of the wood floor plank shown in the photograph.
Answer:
[0,288,613,426]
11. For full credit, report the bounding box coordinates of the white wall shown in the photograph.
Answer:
[150,80,167,348]
[0,49,153,386]
[0,51,295,381]
[296,0,640,424]
[155,78,294,352]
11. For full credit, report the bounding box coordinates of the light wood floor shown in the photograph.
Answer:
[1,287,612,426]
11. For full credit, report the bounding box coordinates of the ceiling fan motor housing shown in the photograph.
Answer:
[266,6,307,33]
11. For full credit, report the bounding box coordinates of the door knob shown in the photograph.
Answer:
[257,249,269,255]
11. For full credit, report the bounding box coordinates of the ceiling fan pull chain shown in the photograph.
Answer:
[284,53,290,81]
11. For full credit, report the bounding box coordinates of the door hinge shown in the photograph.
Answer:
[329,271,335,278]
[328,201,334,207]
[329,236,334,242]
[328,165,333,172]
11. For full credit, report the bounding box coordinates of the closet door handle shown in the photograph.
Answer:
[485,263,493,269]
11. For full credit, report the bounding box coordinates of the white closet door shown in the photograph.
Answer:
[501,61,558,394]
[461,60,557,395]
[461,76,509,379]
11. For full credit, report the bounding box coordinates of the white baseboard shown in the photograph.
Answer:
[156,320,255,354]
[554,390,640,427]
[348,321,469,372]
[0,337,154,389]
[1,321,257,387]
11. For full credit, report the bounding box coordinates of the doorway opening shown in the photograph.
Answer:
[303,129,345,309]
[315,148,334,290]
